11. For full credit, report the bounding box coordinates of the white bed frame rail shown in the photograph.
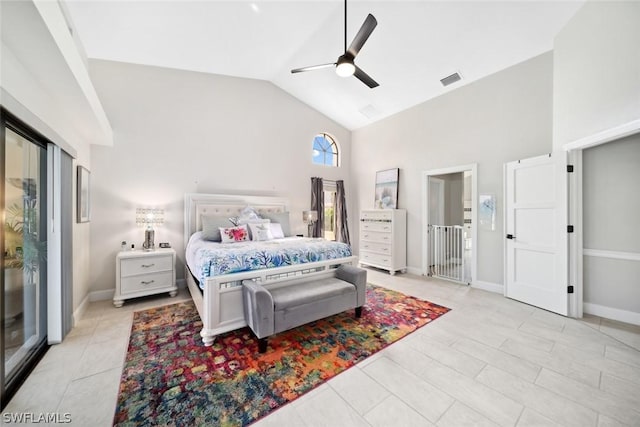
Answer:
[184,193,357,345]
[185,256,358,345]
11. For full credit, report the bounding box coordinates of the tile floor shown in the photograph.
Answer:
[3,270,640,426]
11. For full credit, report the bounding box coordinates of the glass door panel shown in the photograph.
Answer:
[2,121,48,405]
[323,190,336,241]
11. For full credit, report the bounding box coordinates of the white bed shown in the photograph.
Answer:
[183,193,358,345]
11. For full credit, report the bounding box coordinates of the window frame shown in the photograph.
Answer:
[312,133,340,167]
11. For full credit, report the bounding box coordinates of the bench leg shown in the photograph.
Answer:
[258,338,268,353]
[355,306,363,318]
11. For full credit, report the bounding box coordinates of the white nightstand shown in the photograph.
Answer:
[114,248,178,307]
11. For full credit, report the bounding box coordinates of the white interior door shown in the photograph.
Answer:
[505,152,568,315]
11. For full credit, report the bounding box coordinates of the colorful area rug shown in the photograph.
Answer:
[114,285,450,426]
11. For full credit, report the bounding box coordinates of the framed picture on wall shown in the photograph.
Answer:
[374,168,399,209]
[479,194,496,231]
[77,166,90,223]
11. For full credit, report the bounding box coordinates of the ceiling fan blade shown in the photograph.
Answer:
[354,65,379,88]
[347,14,377,58]
[291,63,336,74]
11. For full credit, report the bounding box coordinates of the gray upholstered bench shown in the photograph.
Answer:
[242,265,367,353]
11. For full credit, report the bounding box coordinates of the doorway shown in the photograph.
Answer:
[1,109,50,408]
[422,164,477,285]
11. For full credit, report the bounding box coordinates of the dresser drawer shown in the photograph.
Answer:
[361,221,392,232]
[120,254,173,277]
[360,241,391,255]
[121,271,173,294]
[361,210,392,221]
[360,251,391,267]
[360,230,392,244]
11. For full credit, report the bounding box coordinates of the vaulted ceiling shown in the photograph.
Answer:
[65,1,584,130]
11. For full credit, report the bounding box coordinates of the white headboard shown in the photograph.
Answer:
[184,193,290,248]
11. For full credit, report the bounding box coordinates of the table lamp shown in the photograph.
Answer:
[136,208,164,251]
[302,210,318,237]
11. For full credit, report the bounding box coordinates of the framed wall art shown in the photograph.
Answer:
[478,194,496,231]
[77,166,90,223]
[374,168,399,209]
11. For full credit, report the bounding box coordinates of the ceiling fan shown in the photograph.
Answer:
[291,0,379,88]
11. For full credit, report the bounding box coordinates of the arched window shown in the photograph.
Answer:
[312,133,339,167]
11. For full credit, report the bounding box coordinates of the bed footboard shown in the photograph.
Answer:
[189,256,358,346]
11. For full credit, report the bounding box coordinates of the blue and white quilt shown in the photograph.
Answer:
[186,232,352,287]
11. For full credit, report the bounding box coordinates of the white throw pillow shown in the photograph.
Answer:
[249,223,274,241]
[269,223,285,239]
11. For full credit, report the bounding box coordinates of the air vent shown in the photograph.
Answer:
[440,72,462,87]
[359,104,380,119]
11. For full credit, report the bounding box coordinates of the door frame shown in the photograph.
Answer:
[563,118,640,319]
[422,164,477,284]
[0,107,52,409]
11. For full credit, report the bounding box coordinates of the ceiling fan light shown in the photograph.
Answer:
[336,61,355,77]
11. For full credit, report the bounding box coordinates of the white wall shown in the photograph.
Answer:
[552,1,640,322]
[1,1,96,314]
[553,1,640,149]
[582,134,640,315]
[352,52,554,285]
[88,60,352,293]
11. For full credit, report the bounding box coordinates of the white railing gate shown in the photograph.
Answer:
[431,225,466,283]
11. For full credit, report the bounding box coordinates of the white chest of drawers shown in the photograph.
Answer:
[359,209,407,275]
[114,248,178,307]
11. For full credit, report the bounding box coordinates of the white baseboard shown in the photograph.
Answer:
[471,280,503,294]
[89,289,115,302]
[88,280,185,303]
[583,302,640,326]
[405,266,422,276]
[73,294,90,326]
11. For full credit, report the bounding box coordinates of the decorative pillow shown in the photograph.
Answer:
[238,218,270,225]
[259,212,291,236]
[201,215,234,241]
[238,218,270,240]
[219,224,249,243]
[249,223,274,242]
[269,223,285,239]
[237,206,261,224]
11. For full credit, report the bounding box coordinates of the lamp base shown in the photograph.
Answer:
[143,229,155,251]
[307,222,314,238]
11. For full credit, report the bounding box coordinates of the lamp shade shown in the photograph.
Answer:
[136,208,164,227]
[302,210,318,223]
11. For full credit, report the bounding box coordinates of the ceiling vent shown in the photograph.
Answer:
[440,72,462,87]
[359,104,380,119]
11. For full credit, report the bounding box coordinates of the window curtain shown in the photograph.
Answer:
[310,177,324,237]
[335,180,350,245]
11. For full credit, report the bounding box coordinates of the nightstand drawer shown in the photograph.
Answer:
[121,271,173,294]
[120,254,172,277]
